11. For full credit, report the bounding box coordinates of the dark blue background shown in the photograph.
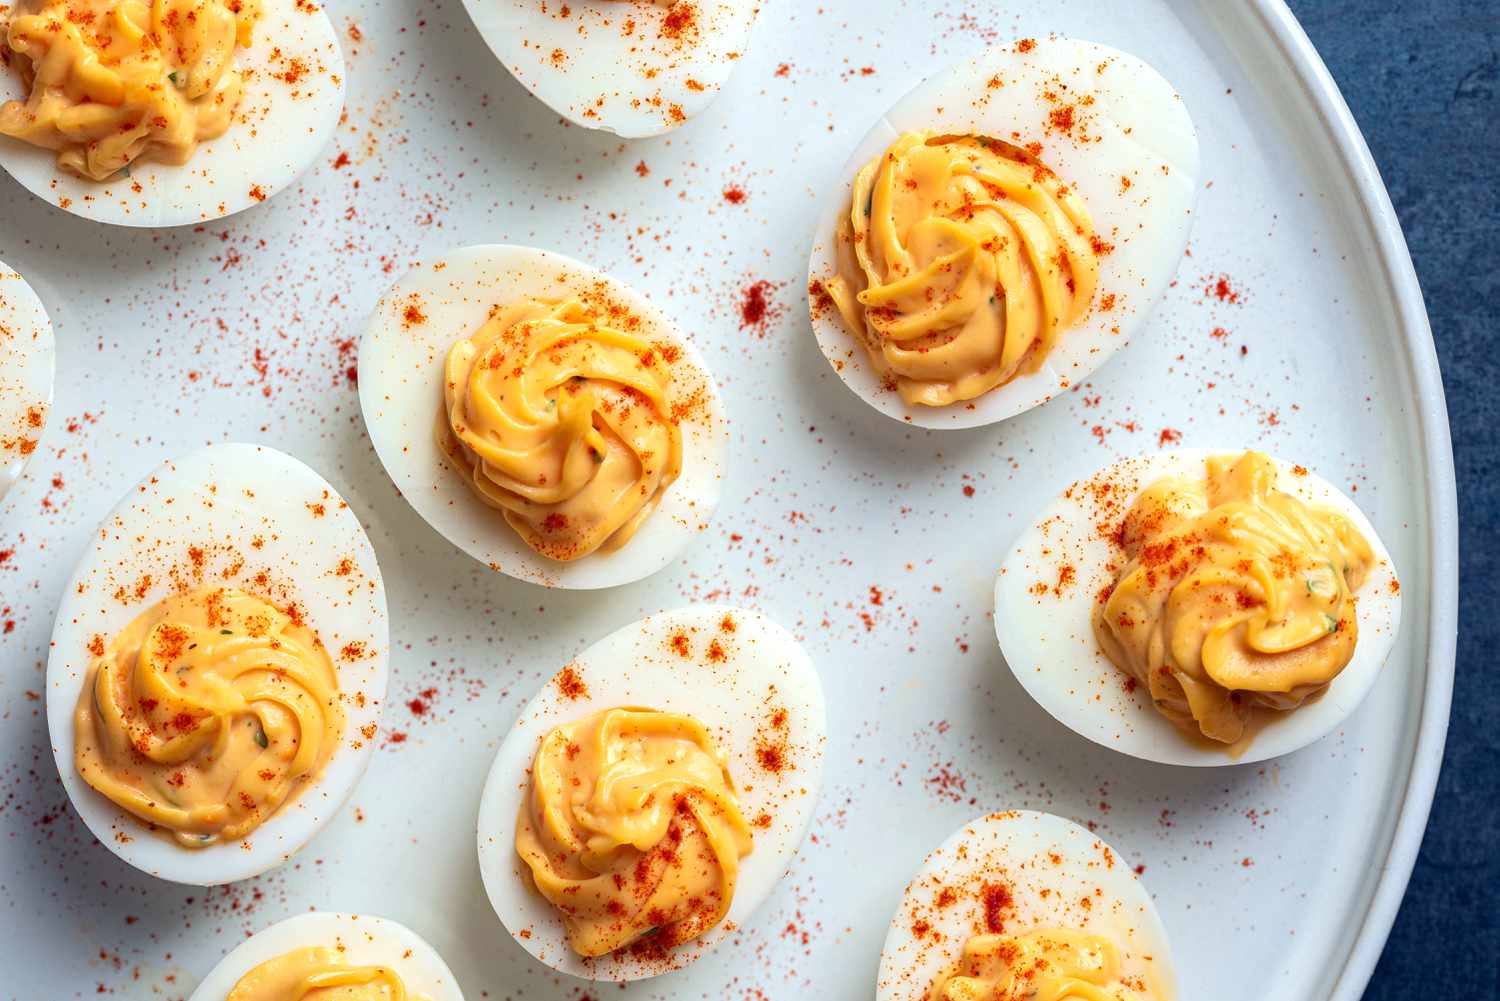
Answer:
[1283,0,1498,994]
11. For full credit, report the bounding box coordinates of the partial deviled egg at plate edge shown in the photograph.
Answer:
[878,811,1176,1001]
[459,0,760,137]
[0,0,345,227]
[188,912,464,1001]
[46,443,389,884]
[807,36,1200,429]
[358,243,728,590]
[477,604,827,981]
[0,261,54,499]
[995,448,1402,767]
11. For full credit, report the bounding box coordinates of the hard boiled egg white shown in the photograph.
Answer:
[460,0,759,137]
[0,262,53,499]
[0,0,344,227]
[878,811,1175,1001]
[46,442,389,884]
[187,912,464,1001]
[477,604,827,981]
[994,448,1402,767]
[806,36,1200,429]
[359,243,728,590]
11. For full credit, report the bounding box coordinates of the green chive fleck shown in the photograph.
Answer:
[1323,613,1339,633]
[253,724,268,749]
[168,71,183,86]
[220,629,233,635]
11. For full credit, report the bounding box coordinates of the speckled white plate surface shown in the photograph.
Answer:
[0,2,1455,1001]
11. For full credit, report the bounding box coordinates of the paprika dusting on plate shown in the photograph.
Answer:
[738,279,777,334]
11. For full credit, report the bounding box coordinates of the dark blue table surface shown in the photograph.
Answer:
[1282,0,1498,994]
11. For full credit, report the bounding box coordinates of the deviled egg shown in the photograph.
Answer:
[460,0,759,137]
[188,912,464,1001]
[0,261,53,499]
[477,604,826,980]
[878,811,1174,1001]
[359,244,727,590]
[806,36,1200,428]
[0,0,345,227]
[995,449,1401,766]
[47,442,389,884]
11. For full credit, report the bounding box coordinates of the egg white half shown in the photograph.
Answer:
[878,811,1175,1001]
[994,448,1403,767]
[46,442,389,884]
[0,0,345,227]
[187,912,465,1001]
[476,604,827,981]
[358,243,728,590]
[460,0,759,137]
[806,36,1200,429]
[0,261,53,499]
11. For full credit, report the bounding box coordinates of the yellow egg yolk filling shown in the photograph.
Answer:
[438,297,684,562]
[226,946,430,1001]
[0,0,261,181]
[930,928,1148,1001]
[515,706,754,957]
[826,130,1100,407]
[74,586,342,847]
[1094,451,1375,744]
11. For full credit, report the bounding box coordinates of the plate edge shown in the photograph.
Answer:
[1250,2,1460,999]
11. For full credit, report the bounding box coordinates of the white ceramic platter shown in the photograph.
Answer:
[0,1,1455,1000]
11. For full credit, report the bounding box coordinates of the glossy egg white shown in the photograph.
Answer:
[0,261,53,500]
[806,36,1201,428]
[358,243,728,590]
[0,0,345,227]
[477,604,827,981]
[994,448,1402,767]
[46,443,389,884]
[460,0,759,137]
[187,912,464,1001]
[878,811,1175,1001]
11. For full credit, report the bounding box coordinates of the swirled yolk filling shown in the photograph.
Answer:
[826,130,1100,407]
[1094,451,1375,744]
[438,297,684,562]
[930,928,1148,1001]
[226,946,430,1001]
[515,706,754,957]
[74,586,343,847]
[0,0,260,181]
